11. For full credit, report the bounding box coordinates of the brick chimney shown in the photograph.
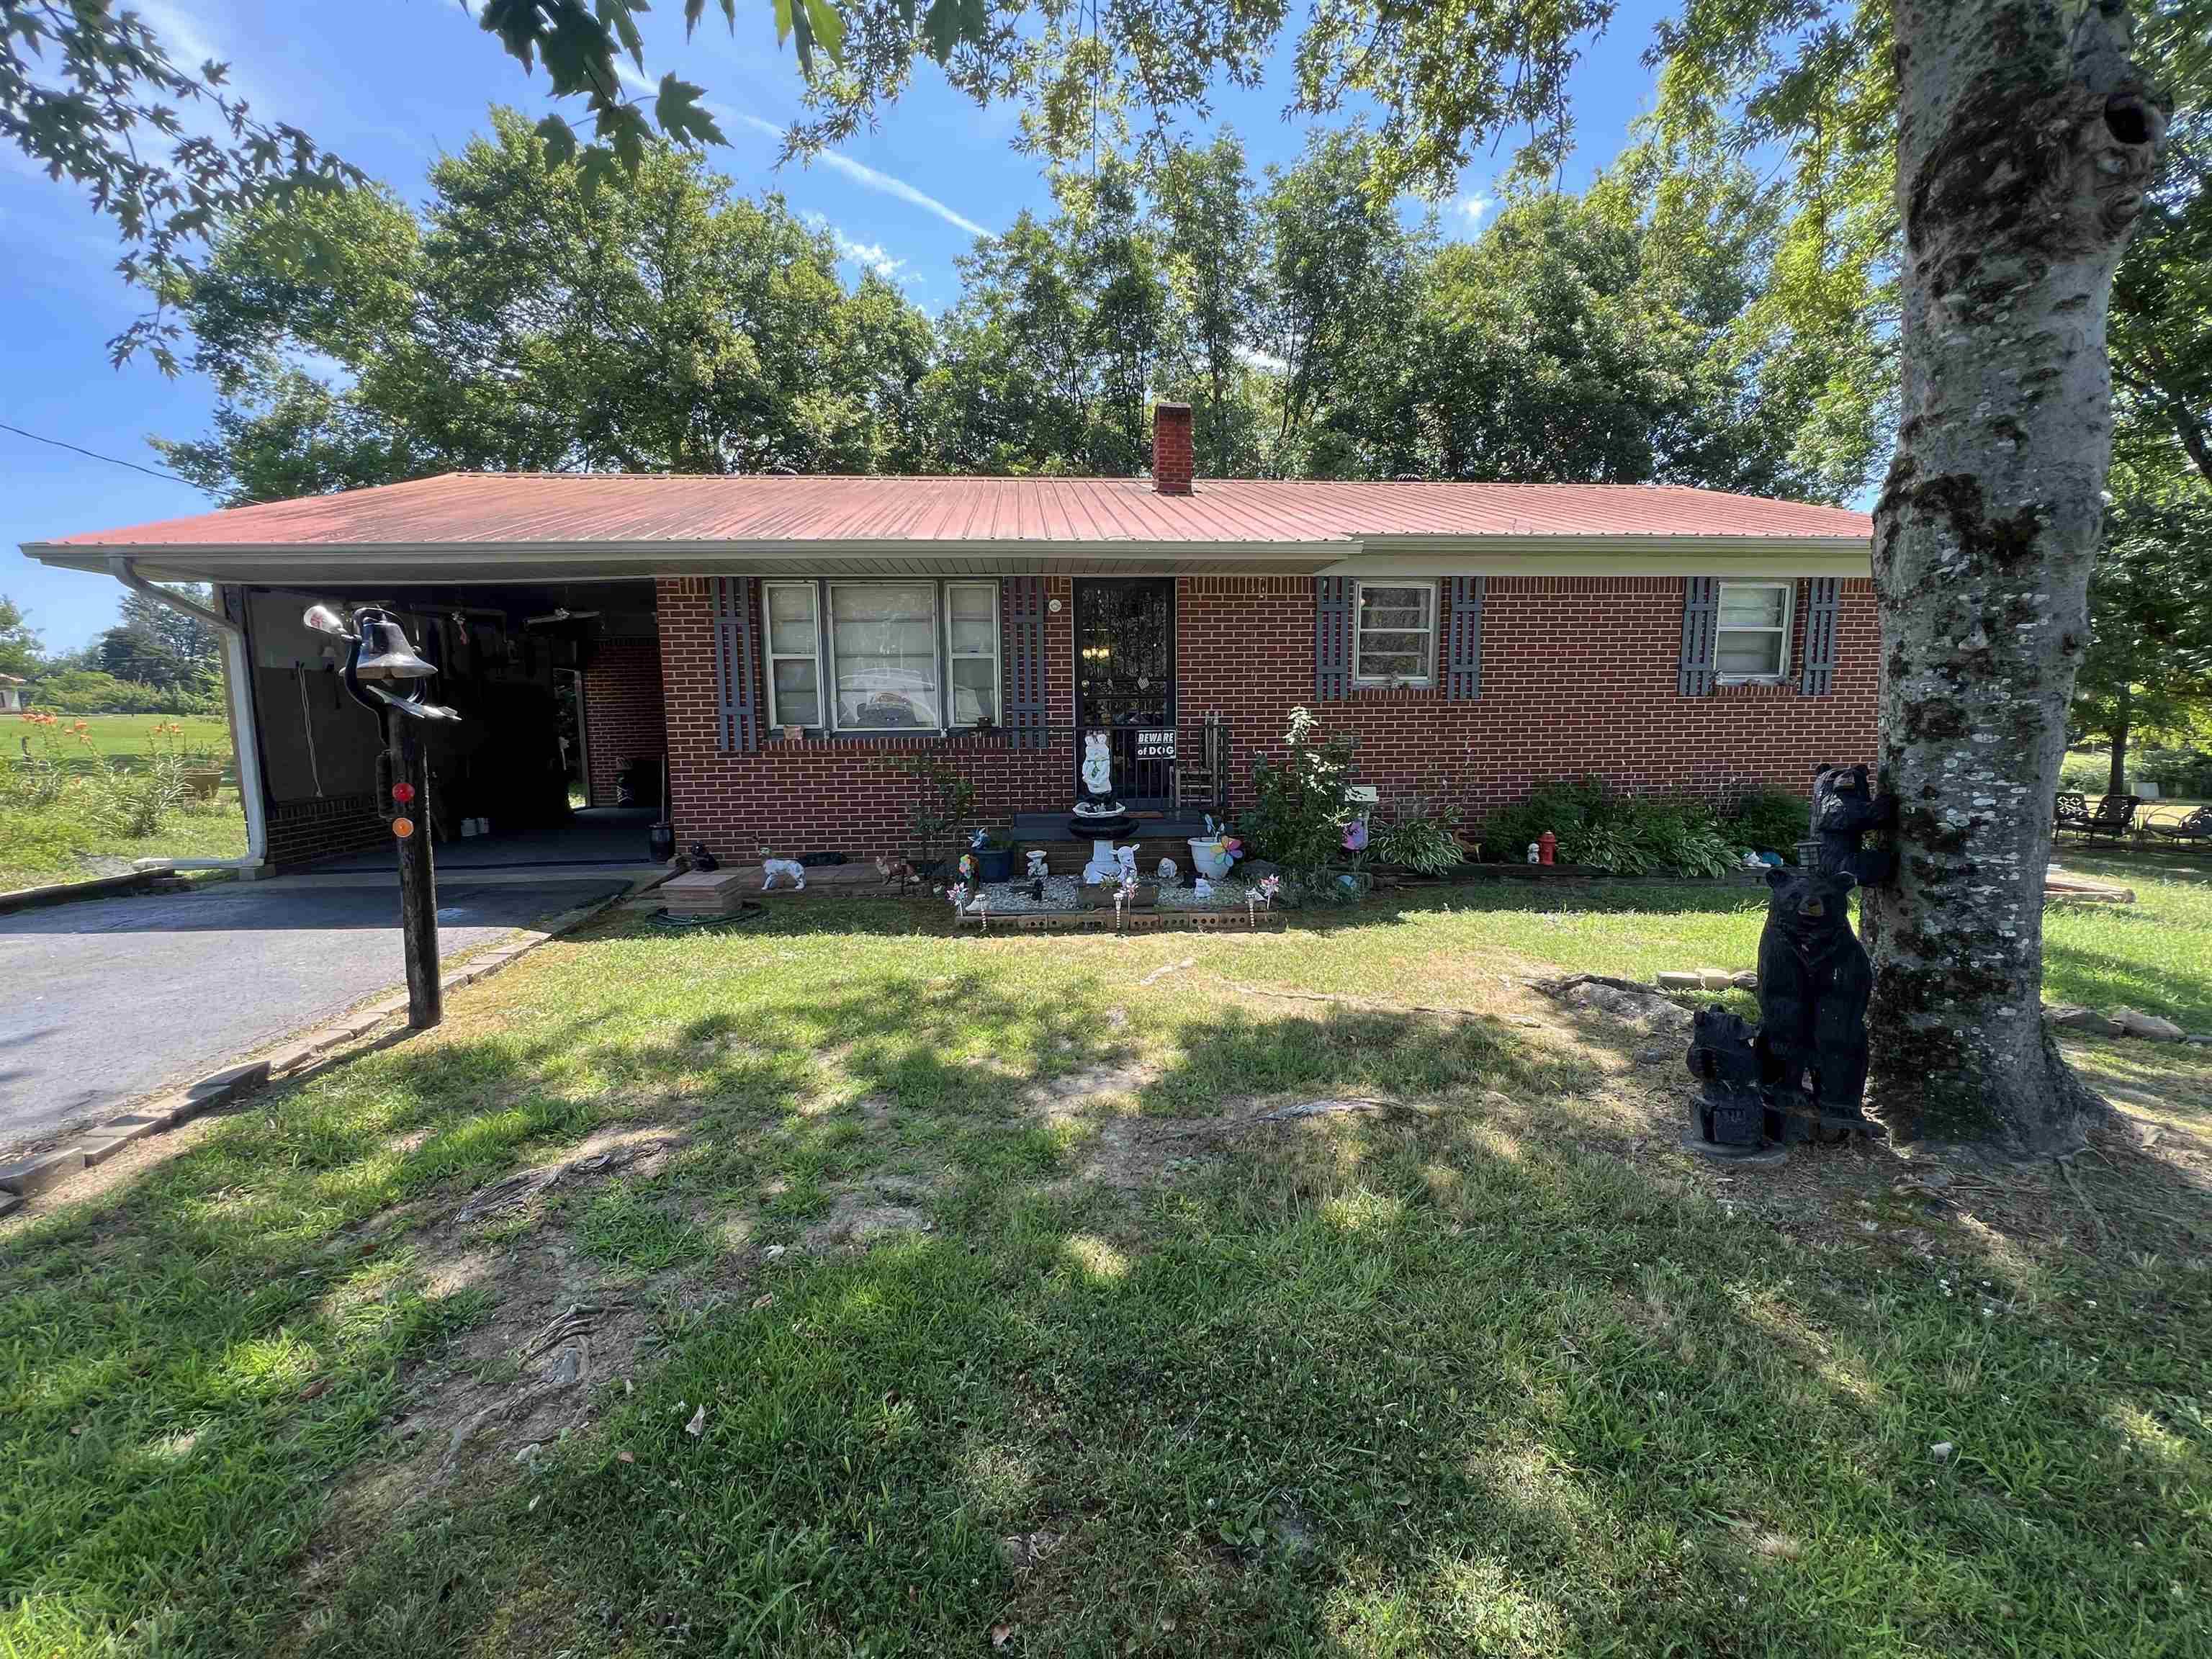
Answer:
[1152,402,1194,495]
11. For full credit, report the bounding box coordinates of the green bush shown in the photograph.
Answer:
[1373,812,1462,873]
[1244,706,1359,885]
[1719,786,1809,858]
[1474,778,1748,878]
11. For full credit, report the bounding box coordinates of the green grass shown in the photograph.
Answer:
[3,876,2207,1657]
[0,790,248,894]
[13,711,235,760]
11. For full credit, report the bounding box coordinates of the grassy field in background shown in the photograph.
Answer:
[9,711,234,761]
[2,864,2206,1657]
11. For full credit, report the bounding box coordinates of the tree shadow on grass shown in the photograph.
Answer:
[4,922,2207,1658]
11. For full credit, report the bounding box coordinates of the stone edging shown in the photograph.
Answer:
[0,881,651,1221]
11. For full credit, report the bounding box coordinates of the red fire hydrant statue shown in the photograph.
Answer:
[1538,830,1557,865]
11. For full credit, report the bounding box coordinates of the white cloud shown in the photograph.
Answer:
[608,66,992,240]
[799,210,910,282]
[1455,194,1493,226]
[1234,344,1288,374]
[732,113,989,238]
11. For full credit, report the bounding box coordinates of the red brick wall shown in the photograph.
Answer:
[658,576,1074,860]
[265,792,390,866]
[583,637,667,808]
[1177,574,1879,821]
[655,572,1879,859]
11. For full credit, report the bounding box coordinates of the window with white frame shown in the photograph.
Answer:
[945,582,1000,726]
[759,580,1000,734]
[1714,582,1794,681]
[1354,581,1436,683]
[763,581,822,728]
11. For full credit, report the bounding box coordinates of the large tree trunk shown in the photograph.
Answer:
[1864,0,2164,1151]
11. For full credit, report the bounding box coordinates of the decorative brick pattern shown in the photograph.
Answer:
[583,638,667,807]
[655,571,1877,859]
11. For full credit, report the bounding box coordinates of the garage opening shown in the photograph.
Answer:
[240,580,665,871]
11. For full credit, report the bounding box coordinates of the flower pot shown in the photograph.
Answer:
[1188,838,1235,880]
[974,847,1013,882]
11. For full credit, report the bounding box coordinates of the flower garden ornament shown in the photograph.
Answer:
[1254,874,1282,908]
[1342,818,1369,853]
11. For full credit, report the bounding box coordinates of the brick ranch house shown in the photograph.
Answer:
[22,405,1874,873]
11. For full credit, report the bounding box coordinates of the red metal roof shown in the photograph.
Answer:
[33,472,1871,550]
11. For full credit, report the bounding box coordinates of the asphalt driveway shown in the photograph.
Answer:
[0,876,625,1150]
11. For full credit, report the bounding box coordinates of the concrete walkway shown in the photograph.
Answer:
[0,874,626,1151]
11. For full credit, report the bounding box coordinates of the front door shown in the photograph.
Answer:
[1073,578,1177,808]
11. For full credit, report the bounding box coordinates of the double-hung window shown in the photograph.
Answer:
[1353,581,1436,684]
[1714,582,1794,682]
[763,581,823,728]
[760,580,999,733]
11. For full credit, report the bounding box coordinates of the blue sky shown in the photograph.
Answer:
[0,1,1668,651]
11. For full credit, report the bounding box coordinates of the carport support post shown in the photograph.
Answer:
[389,712,442,1029]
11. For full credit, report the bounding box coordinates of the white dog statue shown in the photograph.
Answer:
[761,858,806,891]
[1156,857,1178,883]
[1115,845,1139,884]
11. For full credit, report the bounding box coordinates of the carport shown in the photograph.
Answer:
[237,578,666,871]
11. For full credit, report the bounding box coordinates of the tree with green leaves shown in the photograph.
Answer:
[96,585,219,693]
[1154,135,1263,477]
[0,595,41,678]
[157,112,940,500]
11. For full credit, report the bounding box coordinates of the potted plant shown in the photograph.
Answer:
[967,827,1017,882]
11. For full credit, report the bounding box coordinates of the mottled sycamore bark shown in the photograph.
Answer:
[1866,0,2165,1150]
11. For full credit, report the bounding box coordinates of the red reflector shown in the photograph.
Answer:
[391,781,416,805]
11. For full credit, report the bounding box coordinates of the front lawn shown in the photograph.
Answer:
[2,872,2206,1656]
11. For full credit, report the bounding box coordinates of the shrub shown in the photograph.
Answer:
[86,720,194,838]
[1470,778,1610,863]
[1475,778,1746,877]
[891,751,975,868]
[1243,707,1359,884]
[4,712,94,810]
[1719,785,1810,859]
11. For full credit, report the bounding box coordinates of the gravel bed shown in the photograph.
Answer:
[955,873,1267,916]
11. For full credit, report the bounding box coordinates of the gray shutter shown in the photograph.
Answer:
[1444,575,1485,701]
[1678,576,1719,697]
[1003,576,1048,750]
[1799,577,1840,696]
[711,576,760,752]
[1316,576,1354,701]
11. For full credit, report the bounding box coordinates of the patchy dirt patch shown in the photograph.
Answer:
[803,1178,935,1251]
[292,1125,711,1606]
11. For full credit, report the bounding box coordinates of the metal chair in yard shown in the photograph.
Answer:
[2053,791,2092,837]
[2149,804,2212,848]
[2064,793,2141,845]
[1174,711,1228,817]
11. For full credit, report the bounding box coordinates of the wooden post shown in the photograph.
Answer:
[390,711,441,1029]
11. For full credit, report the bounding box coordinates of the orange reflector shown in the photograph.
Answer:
[392,816,415,839]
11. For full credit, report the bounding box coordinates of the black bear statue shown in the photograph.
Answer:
[1754,865,1874,1142]
[1686,1007,1768,1151]
[1808,763,1896,886]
